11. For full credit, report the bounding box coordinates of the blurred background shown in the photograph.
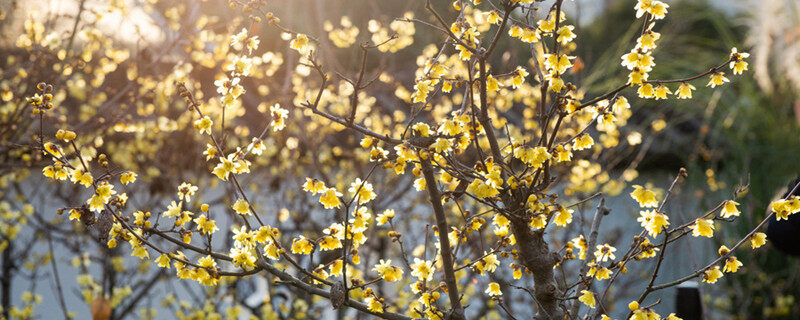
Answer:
[2,0,800,319]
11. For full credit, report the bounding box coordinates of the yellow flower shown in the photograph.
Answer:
[319,236,342,251]
[360,137,374,148]
[482,253,499,273]
[613,96,630,112]
[544,54,573,74]
[55,129,77,142]
[707,72,729,88]
[654,85,671,100]
[291,236,314,255]
[648,1,669,19]
[572,134,594,150]
[630,185,658,208]
[365,295,383,313]
[131,245,149,260]
[120,172,136,185]
[594,244,617,262]
[349,178,376,205]
[330,259,343,276]
[203,144,217,161]
[303,178,326,194]
[770,198,800,220]
[372,259,403,282]
[723,256,743,273]
[246,36,259,53]
[412,122,431,137]
[43,165,69,181]
[637,83,655,98]
[486,75,500,92]
[485,10,501,24]
[411,258,434,281]
[515,146,551,168]
[720,200,740,219]
[228,55,252,76]
[193,116,213,135]
[156,254,171,268]
[376,209,395,226]
[431,138,452,153]
[269,104,288,131]
[555,145,572,162]
[676,82,695,99]
[193,215,219,235]
[96,181,115,200]
[87,181,116,212]
[289,33,309,51]
[554,207,573,227]
[638,238,660,259]
[163,201,181,218]
[636,0,669,19]
[749,232,767,249]
[579,290,596,309]
[631,309,660,320]
[556,25,576,44]
[513,267,523,279]
[254,226,276,243]
[637,30,661,50]
[230,28,248,47]
[702,266,723,283]
[637,209,670,237]
[547,73,565,92]
[621,52,641,70]
[68,209,81,221]
[511,67,528,89]
[319,187,343,209]
[212,154,239,181]
[264,242,280,260]
[486,282,502,296]
[71,170,93,188]
[529,214,546,230]
[729,48,750,75]
[467,179,499,199]
[232,199,250,215]
[690,218,715,238]
[537,12,559,33]
[572,236,588,260]
[198,255,217,269]
[230,247,256,269]
[441,80,452,93]
[521,27,541,43]
[177,182,198,201]
[595,267,612,280]
[628,69,648,85]
[621,51,654,71]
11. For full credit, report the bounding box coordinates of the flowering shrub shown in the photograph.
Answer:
[2,0,798,319]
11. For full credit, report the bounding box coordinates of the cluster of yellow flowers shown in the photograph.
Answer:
[7,0,785,318]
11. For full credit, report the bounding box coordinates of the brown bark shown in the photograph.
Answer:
[1,241,11,320]
[420,158,466,320]
[510,217,563,319]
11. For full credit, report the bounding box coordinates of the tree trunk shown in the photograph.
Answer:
[510,218,563,319]
[2,241,13,320]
